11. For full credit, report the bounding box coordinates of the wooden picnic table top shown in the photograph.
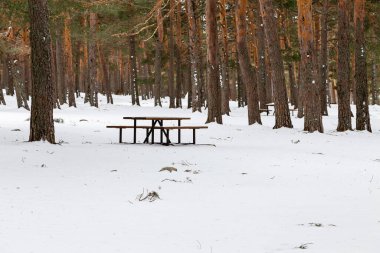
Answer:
[123,116,191,120]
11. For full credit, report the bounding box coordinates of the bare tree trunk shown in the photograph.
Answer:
[320,0,329,115]
[129,35,139,106]
[12,56,30,110]
[98,45,113,104]
[219,0,231,115]
[255,1,267,110]
[186,0,203,112]
[354,0,371,132]
[371,61,377,105]
[154,0,163,107]
[259,0,292,128]
[337,0,352,131]
[74,40,81,97]
[5,56,15,96]
[28,0,55,143]
[87,12,98,107]
[236,0,261,125]
[63,14,76,107]
[167,0,176,108]
[175,0,183,108]
[55,26,66,105]
[205,0,222,124]
[297,0,323,133]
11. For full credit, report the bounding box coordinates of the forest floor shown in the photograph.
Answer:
[1,94,380,253]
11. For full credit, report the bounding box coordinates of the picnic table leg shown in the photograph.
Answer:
[160,129,163,143]
[193,129,196,144]
[178,120,181,144]
[166,129,170,145]
[151,120,155,144]
[133,119,137,144]
[119,128,123,143]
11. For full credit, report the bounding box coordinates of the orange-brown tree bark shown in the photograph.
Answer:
[236,0,261,125]
[206,0,222,124]
[297,0,323,132]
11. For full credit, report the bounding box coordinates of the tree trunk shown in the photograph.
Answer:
[259,0,292,128]
[205,0,222,124]
[337,0,352,131]
[55,26,66,105]
[175,0,183,108]
[236,0,261,125]
[5,56,15,96]
[87,12,98,107]
[186,0,203,112]
[11,56,30,110]
[167,0,176,108]
[371,61,377,105]
[98,45,113,104]
[154,0,163,107]
[63,14,76,107]
[297,0,323,133]
[255,1,267,110]
[129,35,139,106]
[28,0,55,143]
[74,40,81,97]
[219,0,231,115]
[354,0,371,132]
[320,0,329,115]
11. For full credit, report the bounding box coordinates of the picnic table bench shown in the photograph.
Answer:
[107,116,208,145]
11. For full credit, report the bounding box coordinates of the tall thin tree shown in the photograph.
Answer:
[206,0,222,123]
[354,0,371,131]
[259,0,292,128]
[297,0,323,132]
[236,0,261,125]
[28,0,55,143]
[336,0,352,131]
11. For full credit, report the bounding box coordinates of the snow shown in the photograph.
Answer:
[1,93,380,253]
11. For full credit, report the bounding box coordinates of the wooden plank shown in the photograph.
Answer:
[123,116,191,120]
[154,126,208,130]
[107,126,208,129]
[107,126,149,128]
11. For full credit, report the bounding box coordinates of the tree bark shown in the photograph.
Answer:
[354,0,371,132]
[129,35,139,106]
[28,0,55,143]
[320,0,329,115]
[63,14,76,107]
[175,0,183,108]
[259,0,292,128]
[337,0,352,131]
[255,1,267,110]
[154,0,163,107]
[371,61,377,105]
[98,45,113,104]
[205,0,222,124]
[297,0,323,133]
[219,0,231,115]
[87,12,98,107]
[186,0,203,112]
[236,0,261,125]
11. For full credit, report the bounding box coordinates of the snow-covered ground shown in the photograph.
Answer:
[1,93,379,253]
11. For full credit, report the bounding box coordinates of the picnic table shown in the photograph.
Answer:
[264,103,298,116]
[107,116,208,145]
